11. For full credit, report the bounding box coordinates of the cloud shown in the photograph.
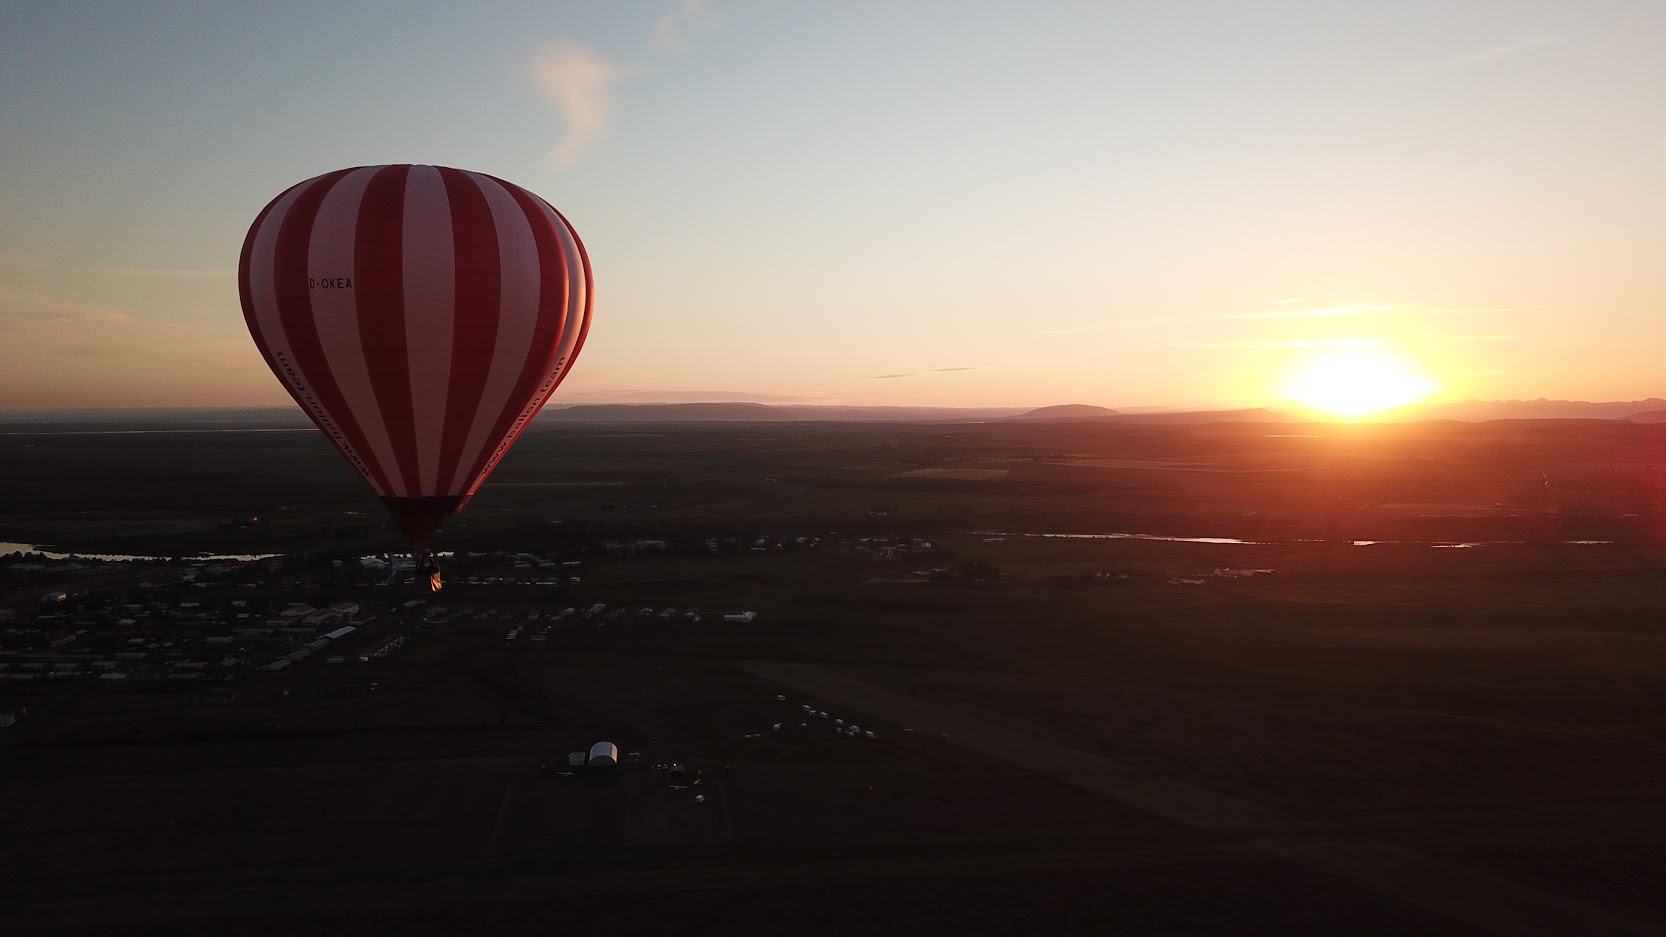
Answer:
[0,288,200,348]
[527,39,628,167]
[0,289,136,326]
[1447,334,1518,341]
[1222,304,1394,320]
[873,366,979,379]
[524,9,715,167]
[655,0,717,54]
[97,266,232,279]
[1455,38,1558,65]
[1424,305,1543,315]
[1170,338,1385,350]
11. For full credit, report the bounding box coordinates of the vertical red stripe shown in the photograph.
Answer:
[269,169,397,495]
[449,181,573,497]
[352,165,421,495]
[434,168,502,494]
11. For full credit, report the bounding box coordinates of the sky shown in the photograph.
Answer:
[2,0,1663,412]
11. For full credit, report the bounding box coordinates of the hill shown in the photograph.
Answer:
[534,403,1029,423]
[1009,404,1121,421]
[1390,398,1666,422]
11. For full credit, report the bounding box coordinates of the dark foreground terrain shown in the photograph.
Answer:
[2,418,1664,935]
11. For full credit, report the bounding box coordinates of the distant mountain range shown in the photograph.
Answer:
[1381,397,1666,423]
[0,407,312,426]
[3,398,1664,426]
[535,402,1031,423]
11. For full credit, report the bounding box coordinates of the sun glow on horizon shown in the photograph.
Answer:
[1282,347,1443,419]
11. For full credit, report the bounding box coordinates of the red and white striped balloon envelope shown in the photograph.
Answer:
[238,165,592,550]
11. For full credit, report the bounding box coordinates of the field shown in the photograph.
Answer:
[2,418,1665,935]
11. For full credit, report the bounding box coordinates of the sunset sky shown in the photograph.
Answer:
[3,1,1662,412]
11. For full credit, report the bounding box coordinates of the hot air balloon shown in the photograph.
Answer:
[238,165,592,587]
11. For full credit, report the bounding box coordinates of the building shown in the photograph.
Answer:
[588,741,619,767]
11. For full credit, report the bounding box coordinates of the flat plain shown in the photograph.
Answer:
[2,417,1664,935]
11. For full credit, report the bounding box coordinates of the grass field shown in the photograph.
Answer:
[2,417,1664,934]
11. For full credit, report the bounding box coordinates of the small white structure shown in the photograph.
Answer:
[567,751,586,767]
[722,611,757,623]
[588,741,619,767]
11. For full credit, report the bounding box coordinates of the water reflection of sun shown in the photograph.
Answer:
[1283,347,1442,419]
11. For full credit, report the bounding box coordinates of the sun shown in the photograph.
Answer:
[1282,347,1442,419]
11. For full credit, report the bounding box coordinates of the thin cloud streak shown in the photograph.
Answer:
[1455,37,1559,65]
[1423,305,1545,315]
[1221,305,1393,320]
[1,289,195,343]
[526,38,627,167]
[874,366,979,379]
[1170,338,1385,349]
[0,289,135,322]
[1,250,231,279]
[98,266,232,279]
